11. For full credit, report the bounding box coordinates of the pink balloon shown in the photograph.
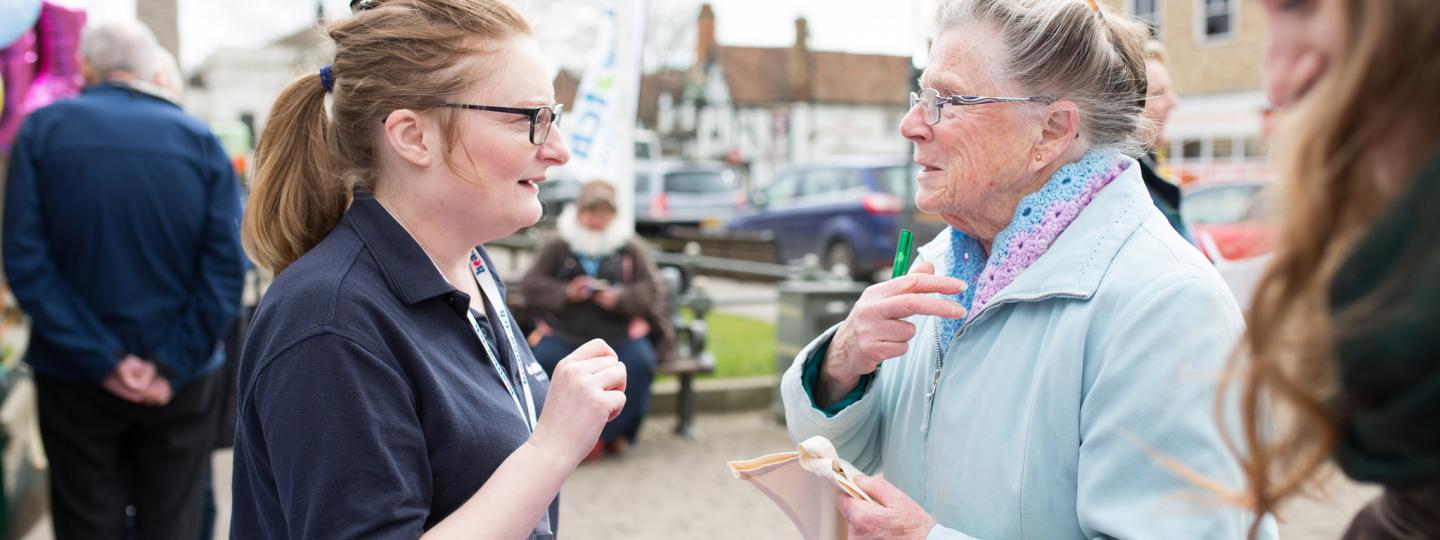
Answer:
[0,30,38,152]
[21,2,87,115]
[0,1,85,153]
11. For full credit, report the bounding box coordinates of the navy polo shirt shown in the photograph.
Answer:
[231,192,555,538]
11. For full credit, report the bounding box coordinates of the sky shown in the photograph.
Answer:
[54,0,937,71]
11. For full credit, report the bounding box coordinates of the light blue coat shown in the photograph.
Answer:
[781,159,1277,539]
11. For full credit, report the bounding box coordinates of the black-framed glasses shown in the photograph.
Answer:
[442,103,564,145]
[909,88,1055,125]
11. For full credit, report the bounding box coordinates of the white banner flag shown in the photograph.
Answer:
[565,0,648,229]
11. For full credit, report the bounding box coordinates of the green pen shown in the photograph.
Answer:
[891,228,915,279]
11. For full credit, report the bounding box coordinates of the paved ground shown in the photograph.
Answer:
[557,411,797,539]
[14,410,1380,539]
[558,411,1382,540]
[124,413,796,540]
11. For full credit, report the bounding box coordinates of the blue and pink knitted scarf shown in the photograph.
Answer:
[936,150,1129,357]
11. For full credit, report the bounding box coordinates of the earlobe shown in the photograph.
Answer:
[383,110,433,168]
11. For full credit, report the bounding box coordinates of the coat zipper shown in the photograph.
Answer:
[921,290,1089,421]
[925,318,943,411]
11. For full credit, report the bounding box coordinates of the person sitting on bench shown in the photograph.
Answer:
[522,180,674,460]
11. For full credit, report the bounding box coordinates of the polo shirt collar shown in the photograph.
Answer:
[341,190,459,306]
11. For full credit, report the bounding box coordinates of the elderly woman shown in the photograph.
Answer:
[781,1,1274,538]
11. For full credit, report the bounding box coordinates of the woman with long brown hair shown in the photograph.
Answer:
[1235,0,1440,536]
[230,0,627,537]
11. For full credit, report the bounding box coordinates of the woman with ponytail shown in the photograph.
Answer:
[231,1,624,537]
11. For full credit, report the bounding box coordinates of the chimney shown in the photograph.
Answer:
[137,0,180,59]
[787,16,811,101]
[794,16,809,51]
[696,4,717,66]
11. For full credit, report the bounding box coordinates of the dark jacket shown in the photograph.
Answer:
[231,193,556,538]
[2,83,245,388]
[520,236,675,364]
[1330,150,1440,538]
[1138,154,1193,243]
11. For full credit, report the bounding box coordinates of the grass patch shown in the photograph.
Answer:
[667,309,776,380]
[703,311,776,379]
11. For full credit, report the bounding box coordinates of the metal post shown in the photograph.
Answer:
[675,373,699,440]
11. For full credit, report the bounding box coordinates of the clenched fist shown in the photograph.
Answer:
[528,339,627,465]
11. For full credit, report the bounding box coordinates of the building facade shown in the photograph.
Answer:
[1110,0,1272,184]
[185,29,332,137]
[655,5,913,188]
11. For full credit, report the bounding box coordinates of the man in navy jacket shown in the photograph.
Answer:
[2,21,243,539]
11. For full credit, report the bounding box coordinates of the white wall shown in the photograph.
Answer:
[693,100,908,186]
[809,103,909,160]
[185,44,332,135]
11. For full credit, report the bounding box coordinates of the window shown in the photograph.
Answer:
[1213,137,1235,161]
[1183,184,1265,225]
[664,170,736,194]
[800,169,859,198]
[1241,188,1280,222]
[765,174,801,206]
[1181,139,1204,160]
[1131,0,1160,36]
[874,166,913,198]
[1201,0,1234,40]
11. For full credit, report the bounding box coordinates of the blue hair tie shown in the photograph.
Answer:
[319,64,335,93]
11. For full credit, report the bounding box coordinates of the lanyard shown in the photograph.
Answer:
[466,249,537,433]
[469,250,554,537]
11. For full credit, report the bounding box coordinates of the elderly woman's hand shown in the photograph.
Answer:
[820,261,966,404]
[838,474,938,540]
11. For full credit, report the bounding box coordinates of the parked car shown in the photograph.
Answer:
[634,160,744,236]
[1182,180,1277,262]
[727,158,944,281]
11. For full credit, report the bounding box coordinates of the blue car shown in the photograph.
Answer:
[727,158,945,281]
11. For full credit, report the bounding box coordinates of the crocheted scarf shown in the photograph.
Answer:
[937,149,1129,357]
